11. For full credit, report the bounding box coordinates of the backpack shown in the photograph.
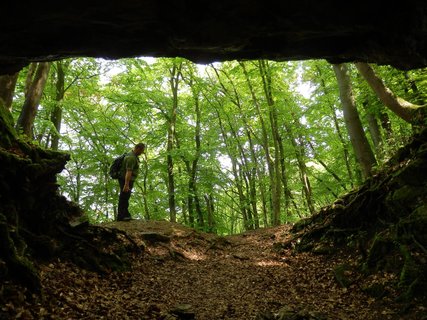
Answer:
[109,153,126,179]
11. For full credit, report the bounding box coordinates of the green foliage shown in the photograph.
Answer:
[8,56,423,234]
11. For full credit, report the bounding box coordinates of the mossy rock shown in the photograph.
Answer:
[388,185,424,210]
[396,206,427,246]
[291,217,313,233]
[366,233,397,270]
[392,158,427,187]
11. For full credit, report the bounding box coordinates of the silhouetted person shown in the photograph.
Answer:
[117,142,145,221]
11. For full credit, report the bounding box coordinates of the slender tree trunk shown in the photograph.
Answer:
[181,199,188,224]
[0,72,19,112]
[315,65,355,186]
[361,100,383,156]
[212,65,260,228]
[50,61,65,150]
[187,179,195,226]
[240,61,278,226]
[178,72,206,228]
[355,62,423,124]
[166,61,181,223]
[68,158,83,203]
[258,162,269,226]
[259,60,282,225]
[204,194,216,233]
[283,119,315,215]
[227,115,253,229]
[213,104,249,230]
[16,62,51,137]
[278,130,293,221]
[220,109,255,229]
[233,159,249,229]
[142,154,150,220]
[24,64,37,98]
[296,139,315,215]
[180,116,204,228]
[192,92,204,227]
[333,64,377,179]
[380,112,393,140]
[194,193,203,226]
[178,104,203,228]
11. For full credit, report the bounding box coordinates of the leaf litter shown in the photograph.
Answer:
[1,220,426,319]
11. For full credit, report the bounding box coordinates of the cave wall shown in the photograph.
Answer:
[1,1,427,74]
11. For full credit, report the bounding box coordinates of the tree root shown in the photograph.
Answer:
[0,213,40,292]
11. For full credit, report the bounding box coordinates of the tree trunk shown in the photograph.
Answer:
[361,100,383,156]
[142,154,150,220]
[166,62,181,223]
[315,64,355,186]
[355,62,423,124]
[178,71,206,229]
[0,72,19,112]
[50,61,65,150]
[227,115,252,229]
[24,63,37,98]
[192,90,204,227]
[333,64,377,179]
[241,61,279,226]
[204,194,216,233]
[16,62,51,137]
[259,60,282,225]
[284,118,315,215]
[212,65,261,228]
[380,112,393,140]
[213,103,250,230]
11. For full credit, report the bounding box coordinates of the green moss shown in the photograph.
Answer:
[391,185,423,204]
[291,217,312,232]
[0,104,17,148]
[396,206,427,246]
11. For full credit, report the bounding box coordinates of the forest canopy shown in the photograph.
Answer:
[6,57,426,234]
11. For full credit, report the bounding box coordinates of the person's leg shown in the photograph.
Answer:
[124,180,134,219]
[117,178,133,221]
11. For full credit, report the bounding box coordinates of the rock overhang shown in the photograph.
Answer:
[1,1,426,73]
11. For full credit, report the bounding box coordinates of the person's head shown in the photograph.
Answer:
[133,142,145,156]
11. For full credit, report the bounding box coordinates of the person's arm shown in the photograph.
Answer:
[123,170,132,192]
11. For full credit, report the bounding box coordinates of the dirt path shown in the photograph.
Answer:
[10,220,425,319]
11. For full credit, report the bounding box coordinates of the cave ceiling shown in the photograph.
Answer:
[1,1,427,74]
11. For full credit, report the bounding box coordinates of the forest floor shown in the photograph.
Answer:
[3,220,427,320]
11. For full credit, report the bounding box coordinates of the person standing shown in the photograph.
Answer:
[117,142,145,221]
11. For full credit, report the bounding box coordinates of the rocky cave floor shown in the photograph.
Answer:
[2,220,426,320]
